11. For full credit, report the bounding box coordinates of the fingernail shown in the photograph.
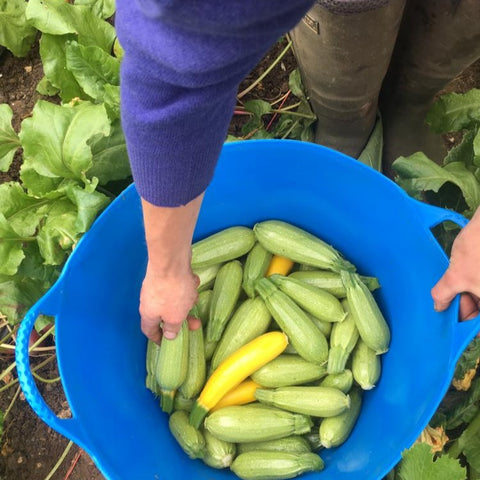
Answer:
[163,330,177,340]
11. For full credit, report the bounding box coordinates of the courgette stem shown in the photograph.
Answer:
[190,402,209,429]
[161,390,175,414]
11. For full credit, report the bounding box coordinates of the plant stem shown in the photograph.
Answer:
[281,120,300,139]
[448,408,480,459]
[3,385,21,420]
[0,353,57,394]
[275,101,301,112]
[32,370,60,384]
[237,40,292,99]
[266,90,291,131]
[44,441,73,480]
[0,343,56,353]
[270,107,315,119]
[233,110,253,116]
[270,91,291,106]
[0,324,55,383]
[0,329,15,345]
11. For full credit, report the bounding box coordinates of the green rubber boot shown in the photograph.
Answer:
[380,0,480,176]
[290,0,407,158]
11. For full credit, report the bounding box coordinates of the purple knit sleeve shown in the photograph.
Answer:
[115,0,313,206]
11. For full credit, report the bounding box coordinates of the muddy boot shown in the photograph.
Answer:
[290,0,407,158]
[380,0,480,176]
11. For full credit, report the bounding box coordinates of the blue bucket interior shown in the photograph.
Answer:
[53,140,460,479]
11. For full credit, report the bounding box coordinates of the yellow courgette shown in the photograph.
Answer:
[190,331,288,428]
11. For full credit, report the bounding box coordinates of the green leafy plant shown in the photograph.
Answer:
[393,89,480,254]
[0,0,37,57]
[229,63,317,142]
[0,0,129,325]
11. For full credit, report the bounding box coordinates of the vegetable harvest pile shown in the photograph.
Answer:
[145,220,390,479]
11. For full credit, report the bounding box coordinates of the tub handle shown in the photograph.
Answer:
[15,281,87,446]
[413,199,480,358]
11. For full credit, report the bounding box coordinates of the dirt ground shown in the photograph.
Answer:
[1,32,480,480]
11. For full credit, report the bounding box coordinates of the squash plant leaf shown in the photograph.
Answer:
[0,0,37,57]
[454,337,480,381]
[393,152,480,215]
[444,129,476,169]
[426,89,480,134]
[65,41,120,102]
[19,100,111,184]
[74,0,115,19]
[446,378,480,430]
[0,104,21,172]
[398,443,466,480]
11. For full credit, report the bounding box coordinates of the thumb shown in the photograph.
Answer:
[162,321,182,340]
[431,269,460,312]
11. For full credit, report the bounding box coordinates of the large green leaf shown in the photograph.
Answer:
[393,152,480,214]
[426,89,480,134]
[103,84,121,120]
[398,443,466,480]
[19,164,63,197]
[36,75,60,97]
[0,0,37,57]
[0,242,59,323]
[35,197,81,265]
[0,182,47,237]
[289,68,306,100]
[444,129,476,168]
[0,277,51,324]
[445,378,480,430]
[87,119,131,185]
[65,41,120,102]
[64,183,110,232]
[19,100,111,183]
[0,104,20,172]
[0,212,26,276]
[26,0,115,52]
[75,0,115,19]
[40,33,86,102]
[33,181,108,264]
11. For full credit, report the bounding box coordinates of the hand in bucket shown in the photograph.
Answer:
[139,194,204,343]
[140,264,201,343]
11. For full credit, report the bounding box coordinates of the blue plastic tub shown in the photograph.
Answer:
[16,140,480,480]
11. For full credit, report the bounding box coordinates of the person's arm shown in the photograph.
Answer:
[139,194,203,343]
[116,0,314,341]
[431,207,480,320]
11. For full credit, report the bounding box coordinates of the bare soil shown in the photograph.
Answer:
[1,33,480,480]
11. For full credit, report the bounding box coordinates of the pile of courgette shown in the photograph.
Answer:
[145,220,391,479]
